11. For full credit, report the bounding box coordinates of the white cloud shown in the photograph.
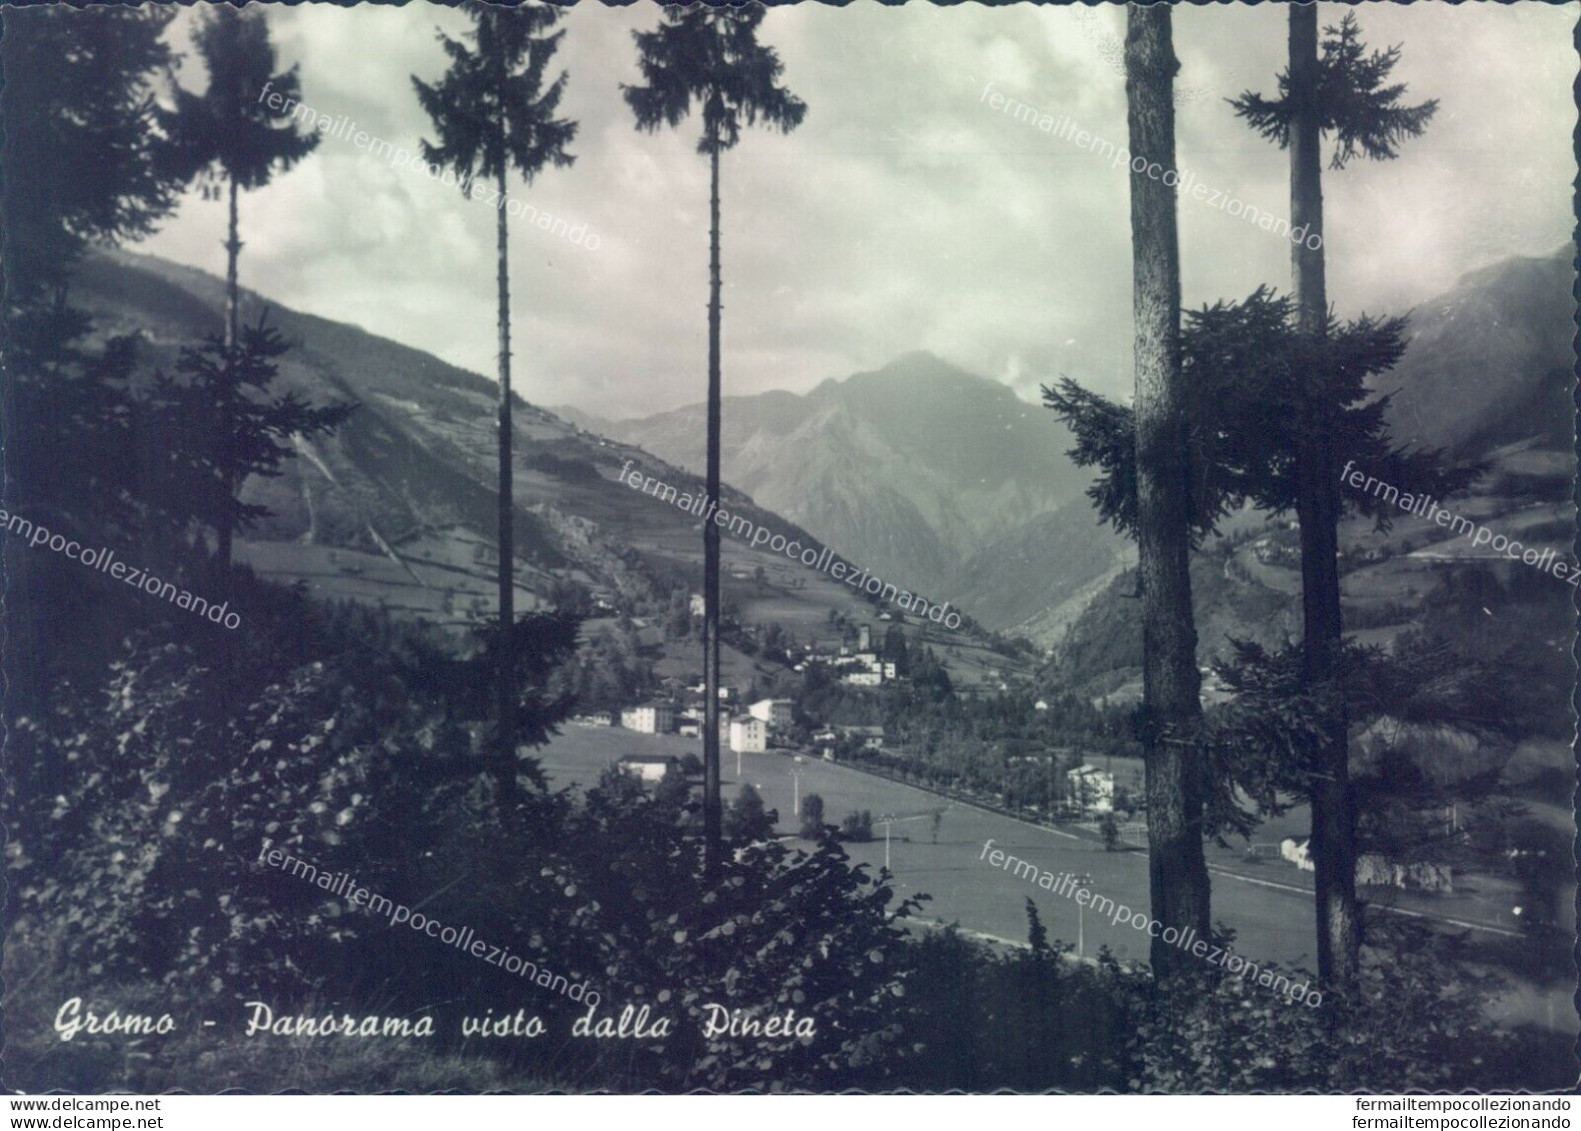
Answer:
[135,1,1575,417]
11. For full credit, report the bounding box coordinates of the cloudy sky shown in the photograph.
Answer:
[137,1,1575,417]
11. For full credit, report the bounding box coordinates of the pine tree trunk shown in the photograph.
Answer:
[0,346,42,733]
[495,164,518,808]
[1289,2,1360,990]
[1125,4,1211,979]
[225,174,241,352]
[702,137,724,882]
[217,173,242,581]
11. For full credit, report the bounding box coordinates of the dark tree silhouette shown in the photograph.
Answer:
[1044,293,1475,540]
[1122,3,1211,981]
[391,608,582,798]
[623,5,805,880]
[2,5,185,723]
[799,792,825,839]
[3,3,185,532]
[413,0,576,807]
[1047,293,1480,848]
[158,6,320,578]
[653,766,696,825]
[883,624,910,676]
[148,315,355,560]
[723,783,776,843]
[1231,9,1438,989]
[840,809,874,843]
[3,5,183,304]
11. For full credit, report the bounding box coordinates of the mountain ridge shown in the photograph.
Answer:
[597,351,1094,606]
[68,247,1032,693]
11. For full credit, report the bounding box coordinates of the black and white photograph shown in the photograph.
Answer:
[2,0,1577,1100]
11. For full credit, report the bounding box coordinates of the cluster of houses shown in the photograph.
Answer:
[1066,764,1116,814]
[791,625,901,687]
[577,693,797,755]
[811,724,886,758]
[1279,838,1454,892]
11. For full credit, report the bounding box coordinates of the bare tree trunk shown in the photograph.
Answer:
[1125,3,1210,979]
[225,174,241,352]
[495,163,518,808]
[1289,1,1360,990]
[702,138,724,882]
[217,173,242,580]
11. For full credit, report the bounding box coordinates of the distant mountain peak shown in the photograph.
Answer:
[602,353,1089,606]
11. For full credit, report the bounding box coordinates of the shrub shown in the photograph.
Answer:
[1132,918,1510,1092]
[536,772,923,1091]
[840,810,874,842]
[723,783,776,843]
[799,793,826,839]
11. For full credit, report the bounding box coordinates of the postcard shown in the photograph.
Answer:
[3,0,1575,1095]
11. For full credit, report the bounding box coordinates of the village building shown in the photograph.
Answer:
[748,698,794,729]
[1066,765,1115,814]
[835,724,885,751]
[727,715,767,754]
[620,703,674,735]
[617,754,681,783]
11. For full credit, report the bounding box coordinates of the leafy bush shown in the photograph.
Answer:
[9,639,388,1002]
[534,770,922,1091]
[887,903,1141,1092]
[1133,919,1510,1092]
[840,809,874,842]
[6,594,577,1009]
[799,793,825,839]
[723,783,776,843]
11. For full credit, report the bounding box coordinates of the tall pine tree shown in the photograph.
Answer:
[1,5,186,723]
[147,316,355,585]
[1048,289,1478,985]
[1122,4,1212,977]
[413,0,576,808]
[623,5,805,880]
[159,6,320,579]
[1230,9,1438,988]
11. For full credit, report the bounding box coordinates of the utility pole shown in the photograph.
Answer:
[1074,872,1094,959]
[876,811,932,872]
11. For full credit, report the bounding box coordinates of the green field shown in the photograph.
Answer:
[534,724,1568,1030]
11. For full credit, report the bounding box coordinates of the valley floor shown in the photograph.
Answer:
[537,725,1574,1035]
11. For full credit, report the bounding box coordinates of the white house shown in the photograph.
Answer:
[748,698,794,729]
[835,725,885,751]
[1066,765,1115,813]
[842,670,882,687]
[618,754,680,783]
[728,716,767,754]
[620,703,674,735]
